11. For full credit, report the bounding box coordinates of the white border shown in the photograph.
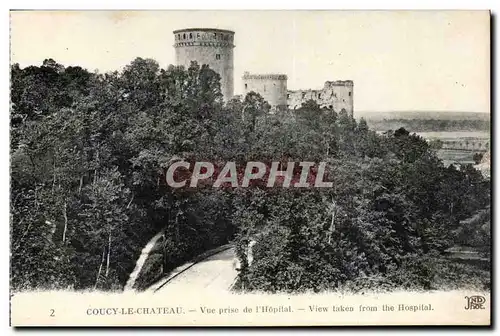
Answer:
[2,1,498,335]
[2,1,498,10]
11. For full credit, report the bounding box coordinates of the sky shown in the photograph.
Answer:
[10,10,490,113]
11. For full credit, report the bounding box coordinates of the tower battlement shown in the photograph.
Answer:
[173,28,235,48]
[324,80,354,87]
[243,72,288,80]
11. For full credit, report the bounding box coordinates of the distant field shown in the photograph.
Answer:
[437,149,475,166]
[373,130,486,166]
[358,111,490,121]
[417,131,489,166]
[367,120,490,133]
[360,111,490,134]
[418,131,490,140]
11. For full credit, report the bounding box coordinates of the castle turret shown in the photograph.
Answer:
[242,72,288,112]
[173,28,235,102]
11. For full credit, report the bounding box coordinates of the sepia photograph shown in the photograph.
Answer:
[9,10,491,326]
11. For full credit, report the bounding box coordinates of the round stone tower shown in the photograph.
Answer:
[242,72,288,112]
[173,28,235,102]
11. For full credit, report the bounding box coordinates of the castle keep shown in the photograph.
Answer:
[174,28,235,101]
[174,28,354,116]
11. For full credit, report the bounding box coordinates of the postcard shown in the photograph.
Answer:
[9,10,491,326]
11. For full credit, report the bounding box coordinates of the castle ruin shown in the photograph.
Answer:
[174,28,354,116]
[287,80,354,116]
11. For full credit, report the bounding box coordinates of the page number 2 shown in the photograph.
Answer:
[49,309,55,317]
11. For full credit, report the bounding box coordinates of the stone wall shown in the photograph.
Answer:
[287,80,354,116]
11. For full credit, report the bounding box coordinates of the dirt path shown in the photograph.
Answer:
[152,247,238,294]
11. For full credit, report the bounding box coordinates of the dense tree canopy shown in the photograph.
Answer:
[10,58,490,292]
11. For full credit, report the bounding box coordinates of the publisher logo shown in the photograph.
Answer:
[464,296,486,310]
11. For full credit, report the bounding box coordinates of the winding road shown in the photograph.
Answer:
[150,246,239,294]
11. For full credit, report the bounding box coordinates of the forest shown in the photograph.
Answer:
[10,58,491,293]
